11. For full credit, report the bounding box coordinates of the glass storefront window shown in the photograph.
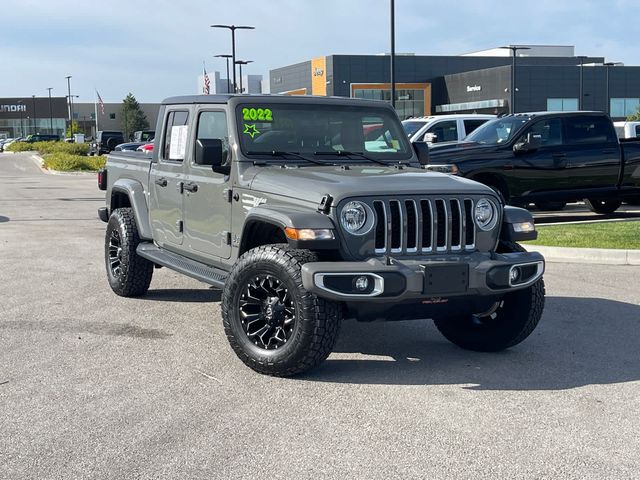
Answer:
[547,98,578,111]
[610,98,640,118]
[352,88,425,120]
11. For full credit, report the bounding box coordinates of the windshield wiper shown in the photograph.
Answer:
[247,150,335,166]
[314,150,400,166]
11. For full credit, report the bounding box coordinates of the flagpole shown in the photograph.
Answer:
[94,90,99,136]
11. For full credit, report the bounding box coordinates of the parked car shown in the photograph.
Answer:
[0,137,22,151]
[136,142,154,153]
[23,134,60,143]
[133,130,155,143]
[614,121,640,140]
[114,142,145,152]
[0,138,14,152]
[89,131,125,156]
[97,93,545,377]
[426,111,640,213]
[402,114,496,144]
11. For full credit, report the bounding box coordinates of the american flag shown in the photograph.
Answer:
[203,65,210,95]
[96,90,105,115]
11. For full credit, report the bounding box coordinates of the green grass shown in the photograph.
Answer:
[525,221,640,249]
[42,153,105,172]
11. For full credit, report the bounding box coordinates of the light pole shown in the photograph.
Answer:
[500,46,530,114]
[603,62,620,115]
[215,54,233,93]
[576,56,588,110]
[390,0,396,108]
[46,87,53,134]
[211,24,255,93]
[235,60,253,93]
[32,95,37,134]
[17,100,24,137]
[65,75,74,138]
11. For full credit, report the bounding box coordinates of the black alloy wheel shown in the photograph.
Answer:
[239,273,297,350]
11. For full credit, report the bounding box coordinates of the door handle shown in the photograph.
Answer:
[183,182,198,193]
[602,149,616,154]
[154,177,168,187]
[552,153,566,159]
[502,163,514,170]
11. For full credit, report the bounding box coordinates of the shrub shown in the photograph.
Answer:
[42,153,105,172]
[32,141,89,156]
[6,140,90,156]
[5,141,34,152]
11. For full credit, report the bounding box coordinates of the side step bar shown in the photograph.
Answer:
[136,243,227,288]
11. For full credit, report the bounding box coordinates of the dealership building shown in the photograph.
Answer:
[269,45,640,120]
[0,97,160,139]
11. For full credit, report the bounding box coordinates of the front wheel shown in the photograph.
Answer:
[584,198,621,214]
[434,241,545,352]
[221,245,341,377]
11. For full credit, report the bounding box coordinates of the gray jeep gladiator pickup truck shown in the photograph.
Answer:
[98,94,545,377]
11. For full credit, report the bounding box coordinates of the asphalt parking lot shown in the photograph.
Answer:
[1,152,639,479]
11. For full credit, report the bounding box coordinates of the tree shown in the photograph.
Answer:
[65,121,84,138]
[120,93,149,141]
[627,105,640,122]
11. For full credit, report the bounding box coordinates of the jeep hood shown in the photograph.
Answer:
[249,165,493,204]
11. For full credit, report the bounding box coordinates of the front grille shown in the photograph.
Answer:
[373,197,476,255]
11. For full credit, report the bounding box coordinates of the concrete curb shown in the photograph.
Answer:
[523,244,640,266]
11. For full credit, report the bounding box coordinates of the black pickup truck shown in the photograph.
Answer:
[426,112,640,212]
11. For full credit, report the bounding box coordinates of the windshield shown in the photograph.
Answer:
[237,103,412,161]
[464,117,529,145]
[402,120,427,137]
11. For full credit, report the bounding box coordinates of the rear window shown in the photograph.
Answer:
[564,116,615,144]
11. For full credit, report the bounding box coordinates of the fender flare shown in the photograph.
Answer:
[241,205,337,251]
[110,179,153,240]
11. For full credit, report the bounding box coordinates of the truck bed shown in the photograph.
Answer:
[105,151,153,192]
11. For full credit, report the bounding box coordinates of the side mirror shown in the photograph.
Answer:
[413,141,430,166]
[424,132,438,143]
[195,138,229,174]
[514,132,542,153]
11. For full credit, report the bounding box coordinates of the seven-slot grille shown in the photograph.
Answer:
[372,198,476,255]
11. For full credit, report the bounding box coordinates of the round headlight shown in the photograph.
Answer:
[474,198,497,231]
[341,201,368,234]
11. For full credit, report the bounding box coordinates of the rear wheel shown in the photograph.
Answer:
[434,241,545,352]
[584,198,622,214]
[105,208,153,297]
[534,201,566,211]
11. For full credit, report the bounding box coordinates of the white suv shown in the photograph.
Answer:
[402,114,496,144]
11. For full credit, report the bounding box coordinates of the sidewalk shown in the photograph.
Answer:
[523,244,640,265]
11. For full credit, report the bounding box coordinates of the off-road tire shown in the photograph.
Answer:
[535,201,567,211]
[584,198,621,214]
[434,241,545,352]
[625,196,640,206]
[222,245,341,377]
[105,208,153,297]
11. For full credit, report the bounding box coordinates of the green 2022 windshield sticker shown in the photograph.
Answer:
[242,107,273,122]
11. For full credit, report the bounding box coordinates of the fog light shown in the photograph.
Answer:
[510,267,520,283]
[354,276,369,291]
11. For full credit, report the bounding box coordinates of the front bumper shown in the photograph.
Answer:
[301,251,544,303]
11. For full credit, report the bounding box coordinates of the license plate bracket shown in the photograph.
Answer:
[423,264,469,295]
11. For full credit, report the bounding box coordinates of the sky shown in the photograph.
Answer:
[1,0,638,103]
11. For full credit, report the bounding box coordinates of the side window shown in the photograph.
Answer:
[162,110,189,161]
[635,125,640,138]
[425,120,458,142]
[564,116,615,145]
[519,118,563,147]
[463,119,488,136]
[195,111,229,164]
